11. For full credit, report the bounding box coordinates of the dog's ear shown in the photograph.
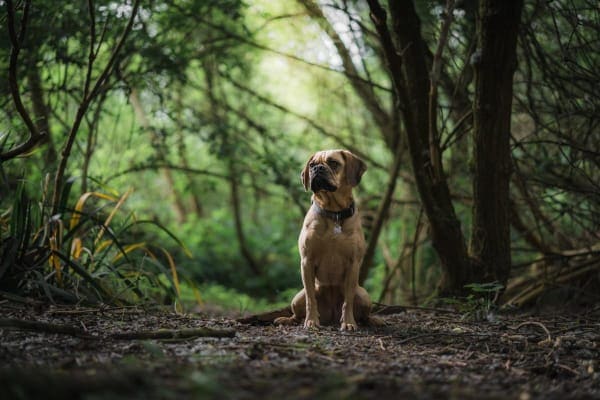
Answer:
[342,150,367,187]
[301,154,315,191]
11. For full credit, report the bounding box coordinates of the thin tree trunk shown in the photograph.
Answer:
[368,0,472,294]
[81,95,106,194]
[229,161,262,276]
[469,0,524,285]
[173,91,203,217]
[359,142,404,284]
[27,58,58,166]
[129,88,187,223]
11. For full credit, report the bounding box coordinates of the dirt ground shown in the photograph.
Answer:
[1,299,599,400]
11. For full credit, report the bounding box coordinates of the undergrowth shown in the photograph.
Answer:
[0,176,191,307]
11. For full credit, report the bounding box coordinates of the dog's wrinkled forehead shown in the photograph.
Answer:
[312,150,345,167]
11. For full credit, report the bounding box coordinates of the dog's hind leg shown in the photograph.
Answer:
[274,289,305,326]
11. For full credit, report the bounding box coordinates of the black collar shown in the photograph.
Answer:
[312,201,356,222]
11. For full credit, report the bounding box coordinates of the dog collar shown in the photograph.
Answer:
[312,201,356,222]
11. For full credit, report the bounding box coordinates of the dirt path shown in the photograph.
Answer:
[1,300,599,399]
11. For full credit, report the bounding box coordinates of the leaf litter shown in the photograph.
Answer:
[0,300,599,399]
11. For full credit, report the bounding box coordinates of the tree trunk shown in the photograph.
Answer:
[173,91,204,218]
[368,0,524,294]
[359,142,403,284]
[377,0,472,294]
[469,0,523,285]
[27,59,58,166]
[229,161,262,276]
[129,88,188,223]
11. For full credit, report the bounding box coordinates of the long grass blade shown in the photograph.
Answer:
[122,219,192,257]
[70,237,83,260]
[160,247,180,297]
[95,188,132,245]
[48,224,63,285]
[112,242,146,262]
[53,250,110,301]
[70,191,118,230]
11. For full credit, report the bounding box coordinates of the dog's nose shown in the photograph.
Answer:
[311,164,326,173]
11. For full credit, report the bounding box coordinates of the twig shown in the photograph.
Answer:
[512,321,552,342]
[372,302,461,315]
[47,306,143,315]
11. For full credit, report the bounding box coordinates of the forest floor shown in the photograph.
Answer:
[1,298,599,400]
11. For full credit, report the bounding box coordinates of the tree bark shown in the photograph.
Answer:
[368,0,524,294]
[370,0,471,294]
[469,0,523,285]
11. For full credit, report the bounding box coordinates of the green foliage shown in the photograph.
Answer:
[178,282,294,314]
[441,282,505,322]
[0,177,186,305]
[1,0,598,309]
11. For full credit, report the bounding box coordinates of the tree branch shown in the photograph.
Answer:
[298,0,394,147]
[428,0,455,181]
[1,0,44,162]
[51,0,141,215]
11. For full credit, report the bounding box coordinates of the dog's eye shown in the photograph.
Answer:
[327,160,340,169]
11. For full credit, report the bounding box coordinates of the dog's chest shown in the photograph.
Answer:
[300,217,365,284]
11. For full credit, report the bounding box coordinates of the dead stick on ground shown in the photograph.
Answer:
[512,321,552,342]
[0,318,93,338]
[0,318,236,339]
[111,327,235,340]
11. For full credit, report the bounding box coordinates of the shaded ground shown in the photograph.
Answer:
[1,299,599,399]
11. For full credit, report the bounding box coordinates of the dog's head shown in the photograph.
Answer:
[301,150,367,193]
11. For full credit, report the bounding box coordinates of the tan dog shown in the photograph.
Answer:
[275,150,373,331]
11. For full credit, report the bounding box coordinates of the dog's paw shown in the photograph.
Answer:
[274,316,298,326]
[340,322,357,331]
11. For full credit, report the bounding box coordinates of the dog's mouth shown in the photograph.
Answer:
[310,174,337,192]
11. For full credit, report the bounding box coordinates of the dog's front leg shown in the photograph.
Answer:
[340,263,359,331]
[301,260,320,329]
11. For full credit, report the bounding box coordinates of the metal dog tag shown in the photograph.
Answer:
[333,223,342,235]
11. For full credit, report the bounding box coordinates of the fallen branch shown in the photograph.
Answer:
[0,291,46,306]
[111,327,235,340]
[0,318,235,340]
[0,318,92,338]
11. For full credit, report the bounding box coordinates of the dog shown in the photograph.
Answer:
[275,150,374,331]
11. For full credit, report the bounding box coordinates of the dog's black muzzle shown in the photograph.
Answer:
[309,164,337,192]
